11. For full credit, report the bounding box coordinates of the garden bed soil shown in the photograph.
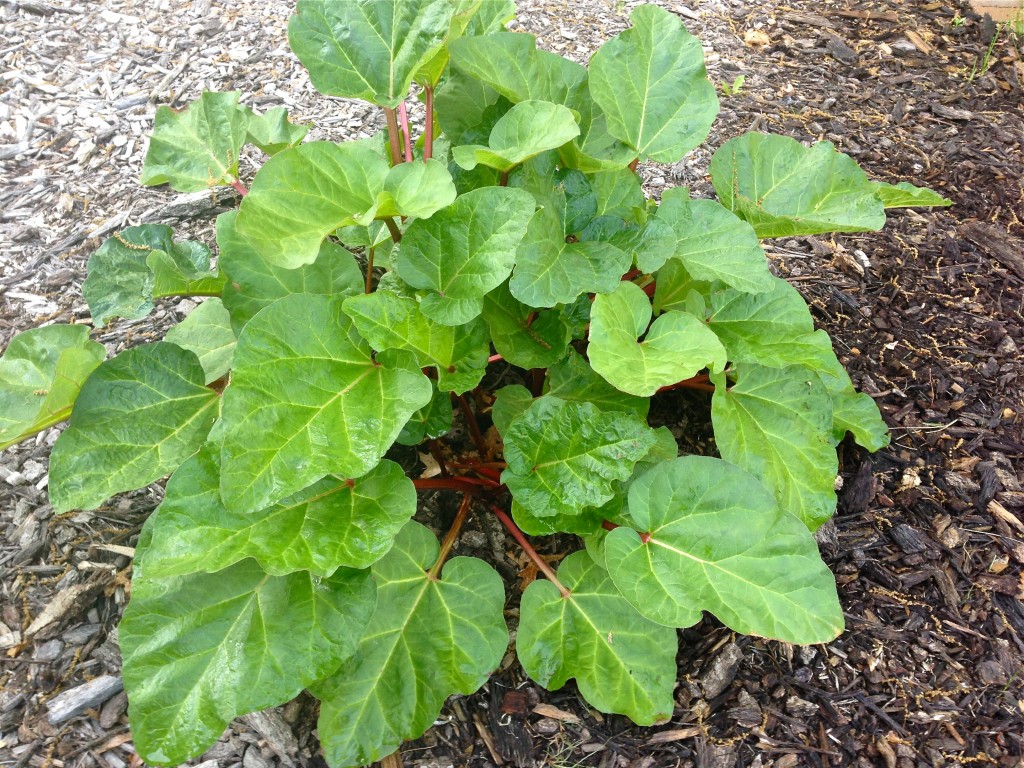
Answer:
[1,1,1022,767]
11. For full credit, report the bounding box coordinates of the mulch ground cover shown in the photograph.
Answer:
[1,1,1021,767]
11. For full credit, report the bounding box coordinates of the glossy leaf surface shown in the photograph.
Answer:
[482,282,570,369]
[452,100,580,172]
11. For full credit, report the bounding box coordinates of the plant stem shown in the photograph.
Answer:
[398,101,414,163]
[428,439,450,477]
[657,374,715,394]
[384,217,402,243]
[488,353,504,364]
[364,246,375,294]
[428,493,473,579]
[491,505,571,598]
[628,157,639,173]
[530,368,544,397]
[601,519,651,543]
[499,170,509,186]
[383,107,402,166]
[413,476,493,492]
[230,178,248,197]
[456,393,487,456]
[424,86,434,161]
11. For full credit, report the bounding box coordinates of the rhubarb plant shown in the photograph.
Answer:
[0,2,952,766]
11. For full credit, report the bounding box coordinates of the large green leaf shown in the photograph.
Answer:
[395,186,535,324]
[244,106,308,155]
[651,189,772,293]
[216,211,363,334]
[83,225,226,326]
[375,159,457,220]
[122,541,374,766]
[579,215,676,273]
[49,343,219,513]
[710,133,886,237]
[482,282,570,369]
[544,350,649,419]
[140,91,250,192]
[164,299,235,384]
[589,281,726,397]
[708,276,840,372]
[219,295,431,514]
[872,180,952,209]
[0,325,106,450]
[314,522,507,768]
[452,100,580,173]
[140,447,414,578]
[501,395,656,518]
[235,141,389,268]
[518,550,676,725]
[342,291,489,393]
[288,0,454,108]
[604,456,844,642]
[711,364,837,530]
[588,5,718,163]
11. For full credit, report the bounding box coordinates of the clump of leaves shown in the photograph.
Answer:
[0,2,951,766]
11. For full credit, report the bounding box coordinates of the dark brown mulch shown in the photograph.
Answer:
[1,1,1022,768]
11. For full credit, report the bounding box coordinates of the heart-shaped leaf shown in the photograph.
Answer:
[589,5,718,163]
[49,343,219,512]
[502,395,656,518]
[452,100,580,172]
[544,350,649,419]
[604,456,844,642]
[589,281,726,397]
[122,540,375,766]
[710,133,886,237]
[375,158,457,219]
[0,325,106,450]
[518,550,676,725]
[711,364,837,530]
[288,0,455,108]
[314,521,507,768]
[164,299,235,384]
[482,282,571,369]
[395,186,535,324]
[219,294,432,514]
[141,91,250,191]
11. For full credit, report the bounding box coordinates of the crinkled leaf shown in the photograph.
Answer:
[589,281,726,397]
[651,189,772,292]
[509,152,596,234]
[544,350,649,419]
[710,133,886,237]
[343,291,489,393]
[502,395,656,518]
[482,282,570,369]
[396,381,453,446]
[49,343,219,512]
[164,299,235,384]
[711,364,837,530]
[375,159,457,220]
[512,499,605,537]
[518,550,676,725]
[217,211,363,334]
[122,543,374,766]
[396,186,535,324]
[813,355,890,451]
[141,91,250,191]
[491,384,535,437]
[244,106,309,155]
[434,72,508,147]
[652,259,709,316]
[605,456,844,642]
[589,5,718,163]
[219,295,431,514]
[452,100,580,172]
[589,167,644,219]
[872,180,952,209]
[235,141,389,268]
[314,522,507,768]
[580,215,676,271]
[0,325,105,450]
[141,447,414,577]
[288,0,454,108]
[83,225,225,326]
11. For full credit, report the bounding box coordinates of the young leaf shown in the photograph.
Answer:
[375,159,457,220]
[710,133,886,237]
[395,186,536,325]
[244,105,309,155]
[121,547,375,766]
[604,456,844,642]
[589,281,726,397]
[235,141,389,268]
[49,343,219,512]
[872,180,952,209]
[141,91,250,191]
[652,259,709,316]
[588,4,719,163]
[501,395,657,518]
[219,295,432,514]
[287,0,455,108]
[711,364,837,530]
[164,299,235,384]
[482,282,571,370]
[812,354,890,451]
[544,350,649,419]
[140,447,415,577]
[396,382,454,446]
[83,225,225,327]
[216,211,363,334]
[518,550,677,725]
[491,384,535,437]
[452,100,580,172]
[314,521,507,768]
[0,325,105,450]
[650,189,773,293]
[342,291,489,393]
